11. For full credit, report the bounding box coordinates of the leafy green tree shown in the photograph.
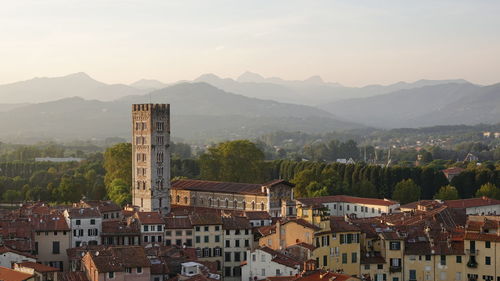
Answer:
[392,179,421,204]
[475,183,500,200]
[107,179,132,206]
[3,189,21,203]
[199,140,265,183]
[104,143,132,188]
[352,180,378,198]
[434,185,460,200]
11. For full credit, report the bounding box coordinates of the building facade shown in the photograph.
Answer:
[132,104,171,214]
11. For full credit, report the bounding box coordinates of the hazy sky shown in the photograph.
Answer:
[1,0,500,86]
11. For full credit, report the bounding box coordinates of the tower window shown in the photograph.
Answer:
[156,122,164,132]
[157,136,164,145]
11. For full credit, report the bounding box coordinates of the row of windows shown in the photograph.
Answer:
[176,195,265,210]
[136,181,147,190]
[137,167,147,176]
[195,247,222,258]
[225,239,250,248]
[136,153,147,162]
[166,239,192,247]
[339,233,360,244]
[108,267,142,279]
[224,251,247,262]
[333,203,382,214]
[103,212,120,219]
[36,231,67,236]
[225,267,242,277]
[166,230,192,236]
[75,219,97,225]
[135,136,147,145]
[73,228,98,237]
[195,235,221,243]
[144,235,162,243]
[143,225,163,232]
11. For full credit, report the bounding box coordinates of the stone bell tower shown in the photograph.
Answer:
[131,104,171,214]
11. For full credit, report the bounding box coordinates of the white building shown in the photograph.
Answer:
[297,195,399,218]
[244,211,272,227]
[241,247,301,281]
[0,245,36,268]
[63,208,102,248]
[134,212,165,245]
[445,197,500,215]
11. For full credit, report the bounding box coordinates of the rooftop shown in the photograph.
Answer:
[16,262,60,273]
[445,197,500,209]
[0,266,33,281]
[297,195,398,207]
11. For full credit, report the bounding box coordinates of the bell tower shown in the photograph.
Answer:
[131,104,171,214]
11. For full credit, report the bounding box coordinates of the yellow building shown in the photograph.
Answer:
[464,215,500,281]
[259,218,320,250]
[190,213,224,272]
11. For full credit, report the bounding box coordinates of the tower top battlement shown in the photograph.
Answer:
[132,104,169,112]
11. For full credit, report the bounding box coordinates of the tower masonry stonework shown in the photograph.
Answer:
[132,104,171,214]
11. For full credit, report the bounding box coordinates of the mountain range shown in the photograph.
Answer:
[0,72,497,142]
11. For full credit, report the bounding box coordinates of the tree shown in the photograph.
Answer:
[475,183,500,200]
[392,179,421,204]
[199,140,265,183]
[104,143,132,188]
[434,185,460,200]
[107,178,132,206]
[3,189,21,204]
[352,180,378,198]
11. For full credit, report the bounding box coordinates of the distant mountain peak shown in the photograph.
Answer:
[304,75,324,84]
[237,71,266,83]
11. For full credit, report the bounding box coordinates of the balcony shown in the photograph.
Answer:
[466,249,479,256]
[467,256,478,268]
[389,266,401,273]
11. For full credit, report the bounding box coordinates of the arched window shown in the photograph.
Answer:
[234,200,238,209]
[225,199,229,208]
[192,197,197,206]
[176,195,180,203]
[184,197,188,204]
[242,201,246,210]
[208,198,212,207]
[251,201,255,210]
[217,199,220,207]
[261,202,265,211]
[200,198,204,206]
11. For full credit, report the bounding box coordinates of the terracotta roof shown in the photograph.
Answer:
[262,179,295,187]
[17,262,60,272]
[360,254,386,264]
[297,195,398,207]
[465,232,500,242]
[58,271,89,281]
[172,179,265,196]
[442,167,465,175]
[258,247,302,268]
[256,225,275,236]
[267,276,297,281]
[294,270,359,281]
[66,208,101,218]
[282,219,321,231]
[189,213,223,226]
[379,231,403,240]
[245,211,271,220]
[399,200,437,210]
[101,219,140,234]
[330,217,360,233]
[222,216,251,230]
[88,246,151,273]
[445,197,500,208]
[0,245,36,259]
[0,266,33,281]
[31,213,70,231]
[135,212,164,224]
[165,217,193,229]
[287,242,316,251]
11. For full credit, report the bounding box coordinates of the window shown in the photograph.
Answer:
[137,267,142,274]
[245,240,249,247]
[440,255,446,266]
[455,272,461,281]
[204,236,209,243]
[196,236,200,243]
[409,270,416,280]
[456,256,462,263]
[125,268,132,274]
[485,241,491,248]
[342,253,348,264]
[204,226,209,231]
[108,272,114,279]
[389,241,401,250]
[144,236,149,243]
[195,226,200,232]
[323,255,328,266]
[175,230,182,236]
[377,264,383,269]
[352,252,357,263]
[364,264,370,270]
[144,225,149,232]
[235,240,240,247]
[186,239,192,246]
[166,231,172,236]
[203,248,210,257]
[176,239,182,245]
[235,252,241,262]
[186,230,192,235]
[215,247,221,256]
[225,252,231,262]
[261,254,266,262]
[156,122,164,131]
[276,269,281,276]
[252,254,256,262]
[485,256,491,265]
[215,226,220,231]
[425,255,431,261]
[165,239,171,246]
[90,219,95,225]
[261,269,265,276]
[52,241,60,254]
[225,267,232,277]
[226,240,230,247]
[215,235,220,243]
[76,220,81,226]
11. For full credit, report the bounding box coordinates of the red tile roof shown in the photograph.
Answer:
[88,246,151,273]
[298,195,397,207]
[172,179,265,196]
[165,217,193,229]
[17,262,60,273]
[442,167,465,175]
[465,232,500,242]
[245,211,271,220]
[330,217,360,233]
[282,219,321,231]
[58,271,89,281]
[222,216,251,230]
[258,247,302,268]
[101,219,140,234]
[0,266,33,281]
[189,213,223,226]
[0,245,36,259]
[135,212,164,224]
[31,213,70,231]
[295,270,359,281]
[66,208,101,218]
[445,197,500,208]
